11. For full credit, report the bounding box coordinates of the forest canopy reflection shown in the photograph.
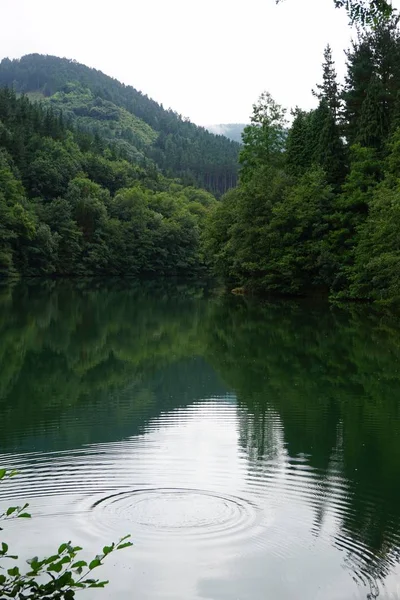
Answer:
[1,280,400,595]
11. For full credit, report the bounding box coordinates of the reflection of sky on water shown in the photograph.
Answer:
[2,399,399,600]
[1,281,400,600]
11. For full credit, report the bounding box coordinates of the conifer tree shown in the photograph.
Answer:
[343,40,375,145]
[357,75,390,149]
[343,16,400,148]
[313,44,341,121]
[285,108,313,177]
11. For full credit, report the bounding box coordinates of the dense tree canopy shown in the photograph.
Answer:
[1,20,400,304]
[205,18,400,305]
[0,55,240,196]
[0,87,216,278]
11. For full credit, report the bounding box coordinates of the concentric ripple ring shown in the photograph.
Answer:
[84,487,261,543]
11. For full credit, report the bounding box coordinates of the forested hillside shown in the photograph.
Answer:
[205,17,400,305]
[1,18,400,304]
[0,87,217,278]
[0,54,240,196]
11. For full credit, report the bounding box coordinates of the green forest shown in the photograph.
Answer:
[205,16,400,305]
[0,85,219,277]
[1,16,400,303]
[0,54,240,195]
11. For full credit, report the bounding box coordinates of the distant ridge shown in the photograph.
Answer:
[0,54,240,196]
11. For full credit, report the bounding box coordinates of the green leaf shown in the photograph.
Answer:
[117,542,133,550]
[88,559,102,570]
[7,566,20,577]
[48,562,63,573]
[58,543,68,554]
[0,574,6,584]
[102,544,114,555]
[0,469,6,480]
[71,561,87,569]
[6,506,18,516]
[18,512,31,518]
[89,581,108,588]
[44,555,60,564]
[1,542,8,553]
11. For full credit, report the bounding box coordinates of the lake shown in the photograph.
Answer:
[1,280,400,600]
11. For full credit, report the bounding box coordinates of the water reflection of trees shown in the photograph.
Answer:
[205,296,400,595]
[1,282,400,593]
[0,280,225,450]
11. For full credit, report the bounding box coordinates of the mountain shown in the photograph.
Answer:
[0,84,219,279]
[0,54,240,196]
[206,124,247,144]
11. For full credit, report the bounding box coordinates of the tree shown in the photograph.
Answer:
[333,0,393,24]
[276,0,394,25]
[252,167,335,294]
[356,75,390,149]
[239,91,287,184]
[343,39,375,145]
[348,180,400,303]
[329,143,382,292]
[285,108,313,177]
[37,199,83,275]
[313,44,341,121]
[343,16,400,148]
[311,100,347,187]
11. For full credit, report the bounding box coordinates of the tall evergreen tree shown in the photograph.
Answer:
[314,102,347,187]
[313,44,341,121]
[239,92,287,184]
[357,75,390,149]
[343,16,400,149]
[285,108,313,177]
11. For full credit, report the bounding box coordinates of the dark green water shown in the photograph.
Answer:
[1,281,400,600]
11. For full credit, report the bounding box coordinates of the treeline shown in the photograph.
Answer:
[205,17,400,305]
[0,54,240,196]
[0,87,217,277]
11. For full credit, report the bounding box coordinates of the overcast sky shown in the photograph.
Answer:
[1,0,396,126]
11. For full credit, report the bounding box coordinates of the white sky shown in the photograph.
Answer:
[0,0,398,126]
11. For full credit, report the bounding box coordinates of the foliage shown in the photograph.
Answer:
[204,18,400,305]
[239,91,287,183]
[334,0,394,24]
[0,469,132,599]
[0,55,240,196]
[343,16,400,150]
[0,87,216,278]
[276,0,394,24]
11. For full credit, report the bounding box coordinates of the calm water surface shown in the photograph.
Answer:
[1,281,400,600]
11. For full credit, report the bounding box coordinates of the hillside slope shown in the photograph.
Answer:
[0,87,217,279]
[0,54,240,195]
